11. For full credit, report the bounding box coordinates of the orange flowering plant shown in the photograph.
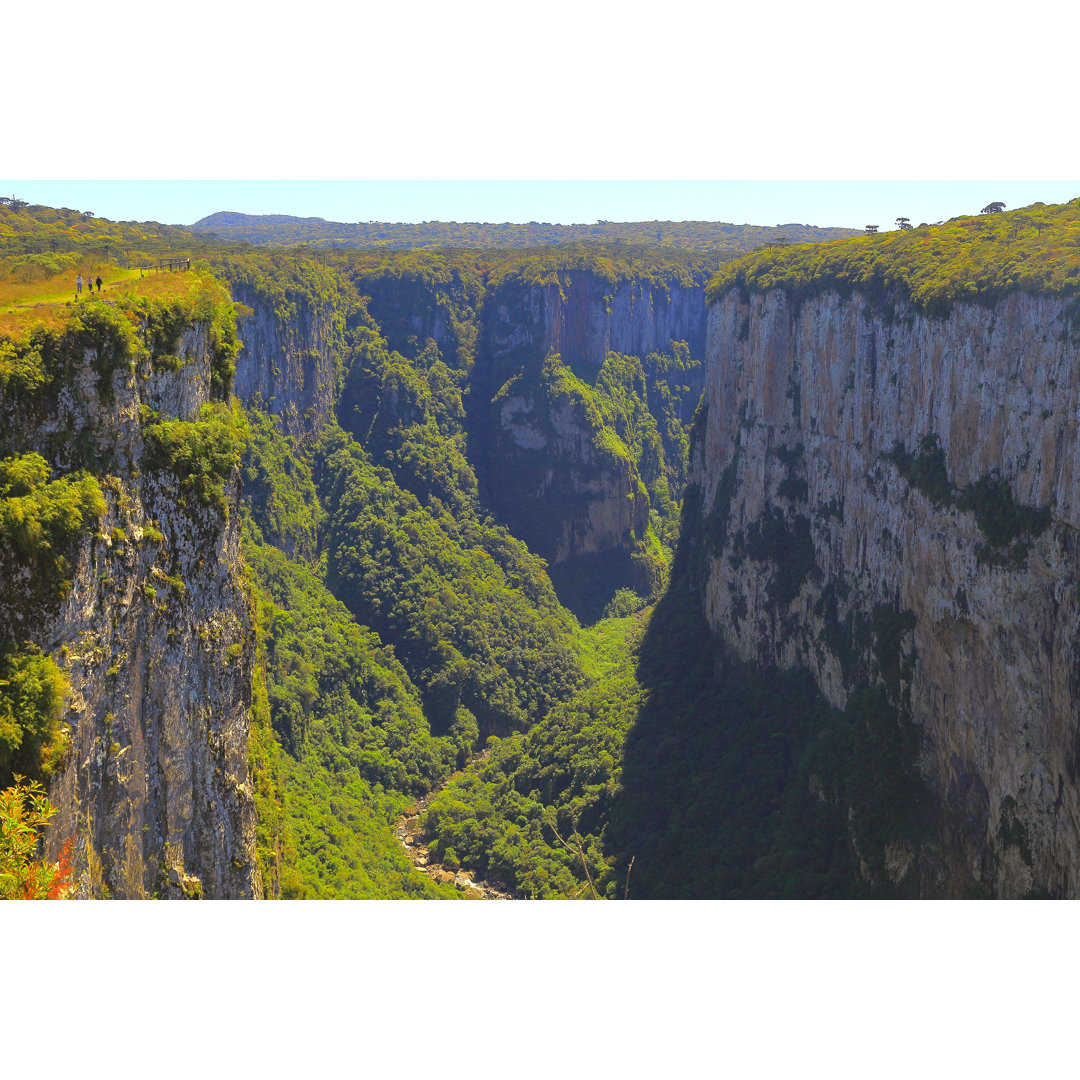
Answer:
[0,776,74,899]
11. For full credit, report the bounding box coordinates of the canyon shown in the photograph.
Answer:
[6,199,1079,898]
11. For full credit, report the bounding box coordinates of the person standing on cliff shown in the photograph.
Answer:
[76,273,83,297]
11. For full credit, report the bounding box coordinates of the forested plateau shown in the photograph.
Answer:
[3,197,1079,898]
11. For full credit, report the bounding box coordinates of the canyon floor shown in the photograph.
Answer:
[394,755,517,901]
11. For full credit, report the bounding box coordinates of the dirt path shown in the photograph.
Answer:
[395,755,517,901]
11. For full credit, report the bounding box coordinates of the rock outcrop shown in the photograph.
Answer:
[231,282,340,438]
[692,286,1080,897]
[478,273,706,589]
[493,381,650,565]
[1,311,259,899]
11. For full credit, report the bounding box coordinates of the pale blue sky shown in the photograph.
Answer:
[3,180,1077,232]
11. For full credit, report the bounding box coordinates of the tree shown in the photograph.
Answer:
[981,202,1006,214]
[865,225,879,235]
[896,217,913,231]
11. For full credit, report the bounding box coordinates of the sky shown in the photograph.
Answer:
[2,179,1078,231]
[5,4,1077,233]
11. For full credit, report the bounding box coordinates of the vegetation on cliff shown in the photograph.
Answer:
[0,452,103,792]
[886,434,1051,564]
[0,269,239,395]
[212,249,360,389]
[707,198,1080,314]
[487,347,696,620]
[244,529,455,898]
[0,777,75,899]
[482,244,720,292]
[321,421,581,737]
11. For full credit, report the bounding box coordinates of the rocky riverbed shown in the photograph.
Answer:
[394,765,517,901]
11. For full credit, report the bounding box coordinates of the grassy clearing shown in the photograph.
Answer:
[576,608,648,683]
[0,264,142,313]
[0,269,208,341]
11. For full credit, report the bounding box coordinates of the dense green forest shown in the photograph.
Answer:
[0,199,239,268]
[192,210,858,252]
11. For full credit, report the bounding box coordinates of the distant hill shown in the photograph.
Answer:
[190,211,860,252]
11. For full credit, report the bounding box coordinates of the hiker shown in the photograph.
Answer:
[76,274,83,296]
[96,275,102,293]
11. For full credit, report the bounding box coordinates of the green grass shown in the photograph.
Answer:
[0,265,142,315]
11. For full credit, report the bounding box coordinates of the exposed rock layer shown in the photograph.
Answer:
[349,266,707,598]
[494,389,650,565]
[480,273,706,573]
[693,286,1080,897]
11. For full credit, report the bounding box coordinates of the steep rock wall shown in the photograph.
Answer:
[479,271,708,392]
[231,282,338,437]
[693,287,1080,897]
[356,272,481,368]
[2,323,259,899]
[494,388,649,565]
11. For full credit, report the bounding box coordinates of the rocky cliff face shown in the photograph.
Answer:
[231,282,339,437]
[356,271,480,368]
[693,286,1080,897]
[480,271,707,391]
[2,317,259,899]
[478,272,705,589]
[494,384,650,565]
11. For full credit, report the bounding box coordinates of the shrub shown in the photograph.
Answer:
[0,646,69,788]
[143,401,248,513]
[0,452,106,600]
